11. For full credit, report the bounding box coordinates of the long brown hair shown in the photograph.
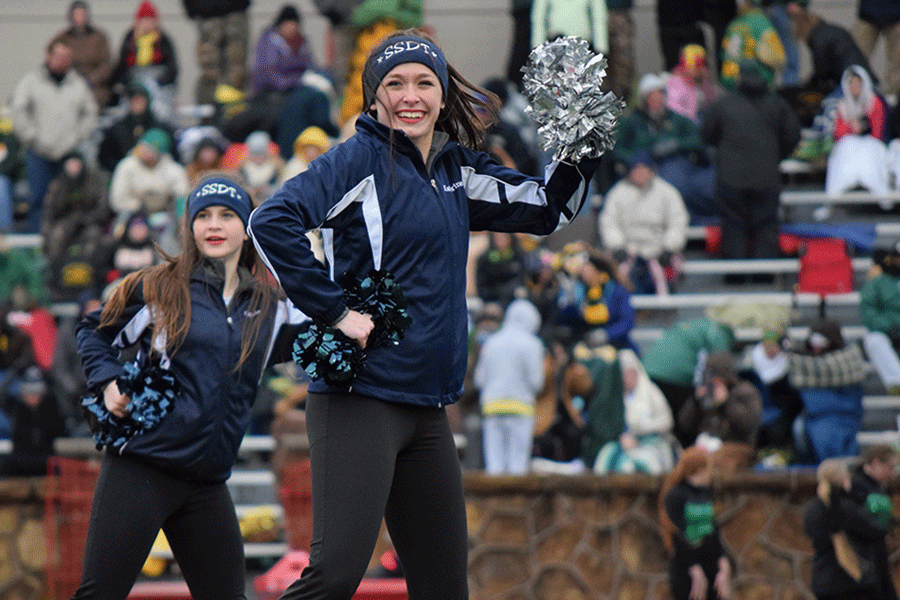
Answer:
[658,446,712,552]
[99,210,276,372]
[361,28,500,152]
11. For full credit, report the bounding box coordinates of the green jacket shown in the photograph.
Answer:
[577,349,624,465]
[720,8,785,89]
[642,318,735,386]
[352,0,422,28]
[860,274,900,334]
[0,247,47,306]
[613,107,709,169]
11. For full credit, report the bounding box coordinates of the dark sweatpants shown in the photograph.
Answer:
[71,453,246,600]
[716,182,781,260]
[280,392,469,600]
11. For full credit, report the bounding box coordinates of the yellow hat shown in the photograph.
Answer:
[294,126,331,155]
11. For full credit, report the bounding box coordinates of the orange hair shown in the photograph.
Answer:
[658,446,711,552]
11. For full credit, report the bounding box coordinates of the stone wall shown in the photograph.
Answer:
[0,478,47,600]
[3,470,900,600]
[463,471,900,600]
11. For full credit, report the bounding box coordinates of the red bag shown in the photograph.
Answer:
[797,238,853,295]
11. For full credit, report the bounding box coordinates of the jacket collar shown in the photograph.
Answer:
[356,113,454,165]
[191,258,256,298]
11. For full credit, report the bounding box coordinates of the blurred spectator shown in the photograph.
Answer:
[474,299,545,475]
[0,120,25,234]
[275,83,339,160]
[849,444,899,600]
[787,0,876,98]
[98,82,175,173]
[110,1,179,122]
[593,349,677,474]
[110,128,190,219]
[824,65,890,212]
[860,242,900,394]
[677,350,763,470]
[0,241,46,309]
[532,329,593,464]
[103,211,159,283]
[506,0,533,89]
[481,79,539,176]
[599,151,688,296]
[666,43,721,124]
[12,38,98,233]
[701,59,800,264]
[308,0,367,95]
[656,0,706,71]
[605,0,635,100]
[185,135,228,185]
[804,458,881,600]
[0,366,65,476]
[614,73,716,223]
[789,319,868,465]
[0,306,34,399]
[659,446,732,600]
[50,290,101,435]
[282,126,331,183]
[720,0,785,90]
[850,444,900,599]
[182,0,251,105]
[560,250,637,352]
[6,285,58,372]
[475,231,526,306]
[852,0,900,101]
[743,328,803,453]
[41,151,110,302]
[50,0,113,108]
[521,249,561,335]
[642,315,736,447]
[238,130,285,204]
[767,0,801,87]
[530,0,608,55]
[251,5,318,99]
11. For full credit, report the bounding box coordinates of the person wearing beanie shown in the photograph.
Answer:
[72,175,305,599]
[0,365,65,477]
[49,0,114,107]
[600,147,689,296]
[250,4,320,97]
[614,71,716,223]
[109,127,189,250]
[659,446,732,600]
[666,44,721,124]
[248,27,601,600]
[110,0,178,120]
[98,81,175,172]
[238,130,286,204]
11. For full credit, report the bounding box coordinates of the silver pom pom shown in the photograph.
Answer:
[521,36,624,163]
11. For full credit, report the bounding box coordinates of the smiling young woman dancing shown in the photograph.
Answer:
[248,29,600,600]
[72,176,302,600]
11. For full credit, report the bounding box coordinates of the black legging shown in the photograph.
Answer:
[280,392,469,600]
[71,453,246,600]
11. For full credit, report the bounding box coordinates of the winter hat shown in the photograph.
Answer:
[637,73,667,100]
[295,126,331,155]
[246,130,272,156]
[365,35,449,99]
[135,0,157,19]
[19,366,47,397]
[128,81,150,99]
[628,149,656,169]
[188,176,253,228]
[138,128,170,155]
[677,44,707,73]
[274,5,300,27]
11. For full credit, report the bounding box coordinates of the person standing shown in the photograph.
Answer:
[182,0,251,105]
[474,298,545,475]
[659,446,732,600]
[852,0,900,101]
[72,176,303,600]
[11,39,98,233]
[701,60,800,265]
[849,445,899,600]
[49,0,114,108]
[247,29,599,600]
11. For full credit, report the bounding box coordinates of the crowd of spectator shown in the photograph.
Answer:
[0,0,898,487]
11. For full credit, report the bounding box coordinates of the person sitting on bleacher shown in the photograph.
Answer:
[789,319,869,465]
[824,65,891,217]
[599,150,688,296]
[860,241,900,395]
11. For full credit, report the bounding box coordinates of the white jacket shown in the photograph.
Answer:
[109,153,190,215]
[599,175,688,259]
[12,65,97,160]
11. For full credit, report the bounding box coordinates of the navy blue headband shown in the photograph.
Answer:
[368,36,449,97]
[188,176,253,228]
